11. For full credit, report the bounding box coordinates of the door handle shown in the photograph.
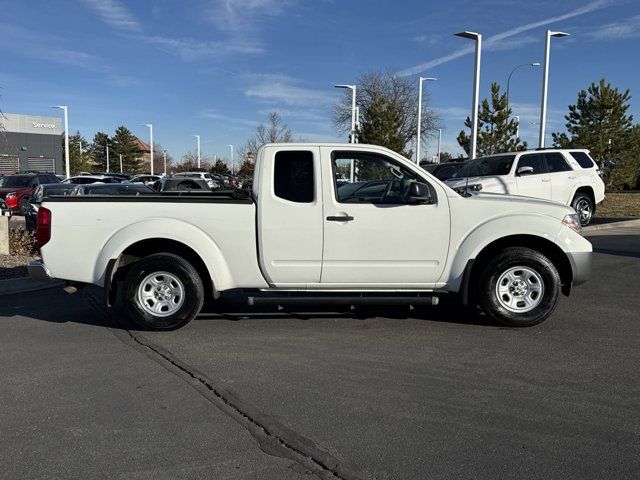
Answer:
[327,215,354,222]
[541,179,551,182]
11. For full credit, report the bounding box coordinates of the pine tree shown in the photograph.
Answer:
[458,83,527,156]
[111,126,143,174]
[552,78,638,189]
[358,96,409,157]
[211,159,231,174]
[90,131,110,172]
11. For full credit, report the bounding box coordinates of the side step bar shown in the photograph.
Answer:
[247,295,439,308]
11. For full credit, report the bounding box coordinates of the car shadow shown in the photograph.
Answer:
[587,234,640,259]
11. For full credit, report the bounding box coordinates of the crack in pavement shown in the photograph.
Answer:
[83,290,363,480]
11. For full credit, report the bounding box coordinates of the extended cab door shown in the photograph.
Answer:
[257,146,324,286]
[319,147,450,287]
[514,153,552,200]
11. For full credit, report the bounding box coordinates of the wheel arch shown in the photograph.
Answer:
[572,185,596,210]
[461,234,573,305]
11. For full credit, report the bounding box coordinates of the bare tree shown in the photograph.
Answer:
[333,70,440,159]
[242,112,294,162]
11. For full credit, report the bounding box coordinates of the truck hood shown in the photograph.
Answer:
[0,187,29,198]
[445,176,510,194]
[463,191,574,218]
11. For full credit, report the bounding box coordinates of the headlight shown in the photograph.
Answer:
[562,213,582,235]
[5,192,16,199]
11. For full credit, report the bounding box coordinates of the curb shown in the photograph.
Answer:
[584,218,640,233]
[0,277,65,296]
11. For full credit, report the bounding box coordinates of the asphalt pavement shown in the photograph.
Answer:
[1,228,639,479]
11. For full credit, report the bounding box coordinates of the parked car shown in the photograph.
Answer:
[129,174,161,185]
[25,183,77,231]
[421,161,466,181]
[70,183,154,196]
[92,172,132,181]
[172,172,220,189]
[32,142,591,331]
[152,177,212,192]
[0,198,10,217]
[0,172,60,215]
[61,175,122,185]
[445,149,605,225]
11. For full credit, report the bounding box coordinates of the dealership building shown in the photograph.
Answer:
[0,113,63,175]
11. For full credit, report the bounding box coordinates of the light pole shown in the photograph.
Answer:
[119,154,123,173]
[335,84,357,143]
[142,123,154,174]
[437,128,442,163]
[106,144,110,173]
[416,76,437,164]
[455,31,482,159]
[193,135,201,168]
[163,149,167,175]
[506,62,540,110]
[539,30,569,148]
[227,144,234,174]
[513,115,520,140]
[51,105,70,179]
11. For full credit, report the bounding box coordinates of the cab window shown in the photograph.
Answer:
[273,151,314,203]
[331,151,428,204]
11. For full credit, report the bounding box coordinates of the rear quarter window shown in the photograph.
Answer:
[273,151,314,203]
[570,151,596,169]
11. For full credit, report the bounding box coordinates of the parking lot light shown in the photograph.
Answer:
[539,31,569,148]
[506,62,540,110]
[416,77,436,164]
[334,84,357,143]
[142,124,154,174]
[454,31,482,159]
[51,105,70,179]
[227,144,234,174]
[194,135,201,168]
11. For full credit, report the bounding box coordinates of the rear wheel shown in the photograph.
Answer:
[122,253,204,330]
[571,193,594,226]
[478,247,560,327]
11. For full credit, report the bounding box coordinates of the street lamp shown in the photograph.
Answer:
[506,62,540,110]
[142,123,154,174]
[437,128,442,163]
[119,154,123,173]
[51,105,70,179]
[193,135,201,168]
[512,115,520,139]
[227,144,234,174]
[163,149,167,175]
[106,143,110,173]
[335,84,357,143]
[539,30,569,148]
[416,76,437,164]
[455,31,482,159]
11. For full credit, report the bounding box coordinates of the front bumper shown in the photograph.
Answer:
[567,251,592,286]
[28,260,55,282]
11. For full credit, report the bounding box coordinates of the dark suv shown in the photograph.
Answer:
[0,173,60,215]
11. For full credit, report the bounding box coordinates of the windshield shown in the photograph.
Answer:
[0,176,31,188]
[452,155,516,178]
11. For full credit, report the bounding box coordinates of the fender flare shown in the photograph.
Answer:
[94,218,234,296]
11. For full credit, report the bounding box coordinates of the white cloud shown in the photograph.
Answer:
[207,0,296,32]
[144,36,262,61]
[588,14,640,40]
[80,0,141,31]
[399,0,613,75]
[199,109,258,128]
[244,74,333,107]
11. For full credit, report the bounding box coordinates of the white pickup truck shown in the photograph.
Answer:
[30,143,592,330]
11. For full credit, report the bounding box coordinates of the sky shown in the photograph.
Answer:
[0,0,639,163]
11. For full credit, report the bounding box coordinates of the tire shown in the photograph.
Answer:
[571,193,594,226]
[122,253,204,330]
[19,197,29,216]
[477,247,560,327]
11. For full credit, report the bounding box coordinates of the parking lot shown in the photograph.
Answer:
[1,225,638,480]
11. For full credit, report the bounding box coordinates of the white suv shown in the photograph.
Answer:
[445,149,605,225]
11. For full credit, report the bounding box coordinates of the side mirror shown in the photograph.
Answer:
[517,166,534,176]
[408,182,433,204]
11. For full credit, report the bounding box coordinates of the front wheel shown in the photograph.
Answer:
[478,247,560,327]
[122,253,204,330]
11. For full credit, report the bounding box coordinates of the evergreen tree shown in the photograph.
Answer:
[458,83,527,156]
[90,131,110,172]
[63,131,91,174]
[111,126,143,174]
[358,96,407,156]
[237,159,254,178]
[552,79,638,189]
[211,158,231,174]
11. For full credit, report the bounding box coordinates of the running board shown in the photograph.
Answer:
[247,295,439,308]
